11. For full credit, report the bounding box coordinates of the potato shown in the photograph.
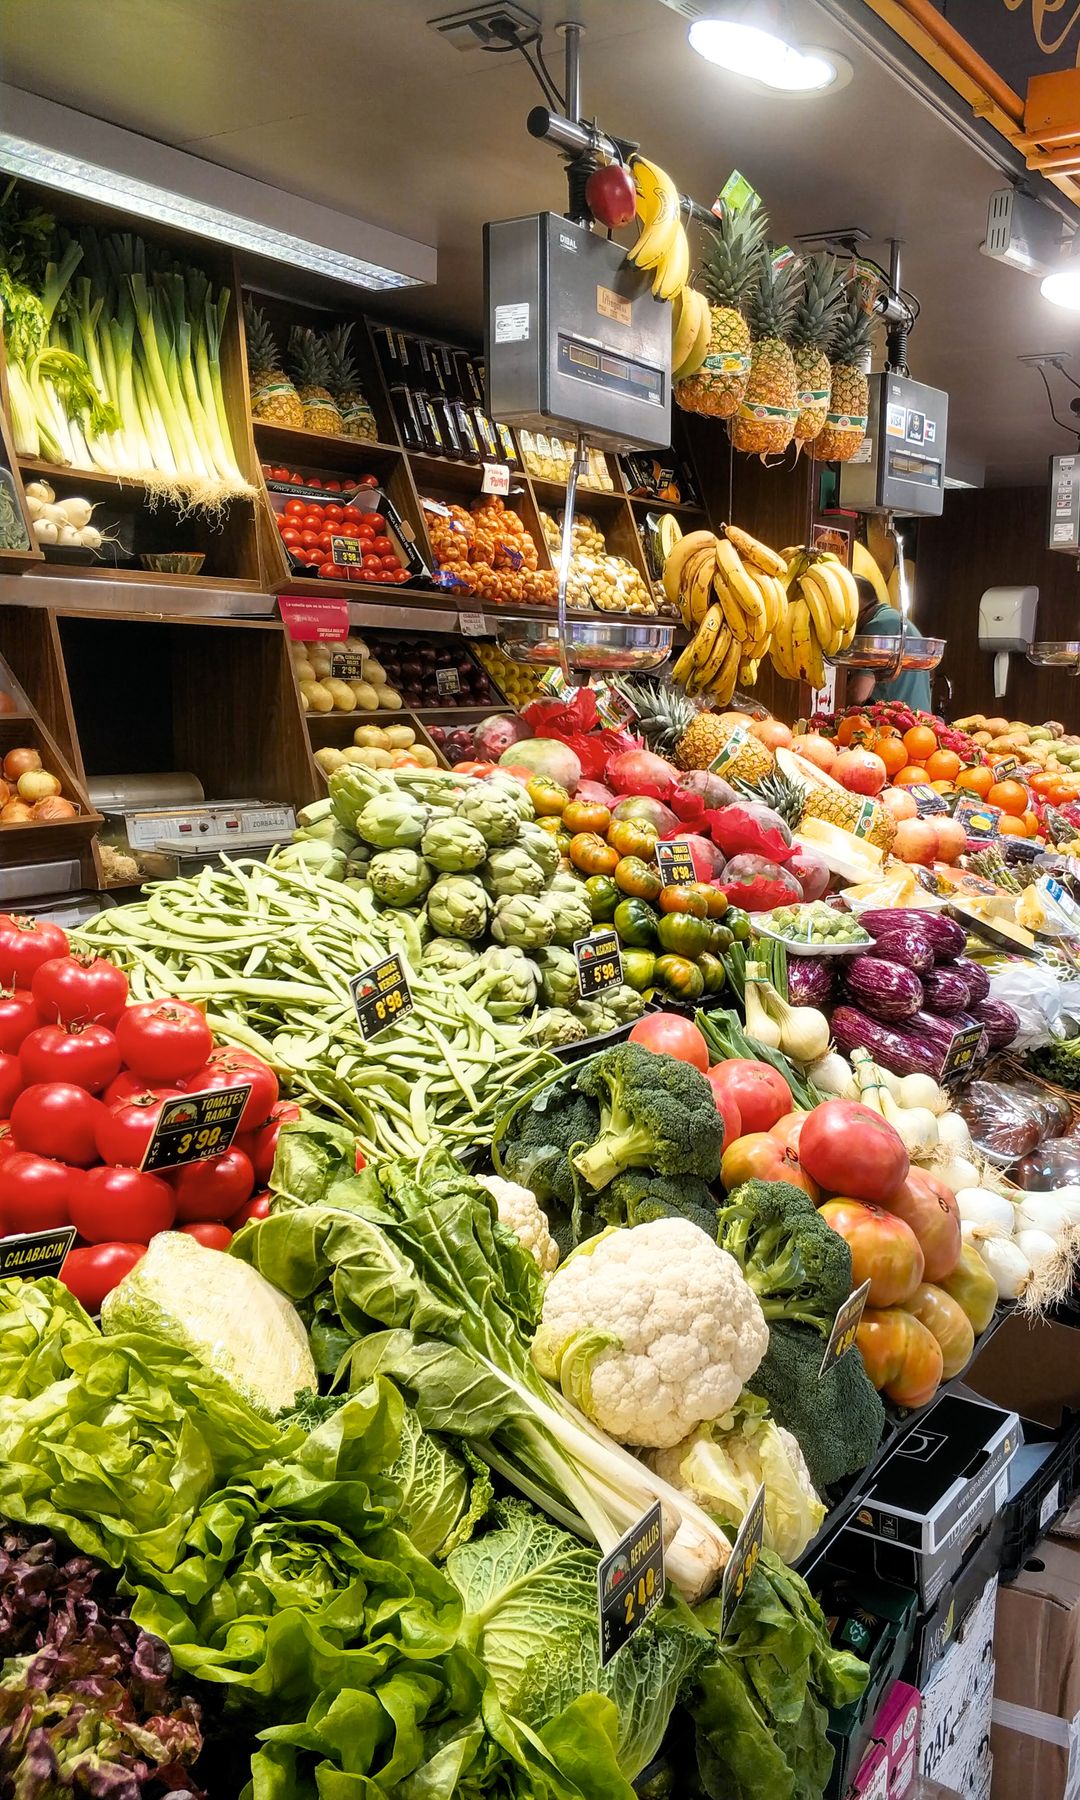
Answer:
[353,681,381,712]
[298,687,310,712]
[326,679,357,712]
[374,685,402,712]
[354,725,392,750]
[389,749,420,767]
[411,745,437,767]
[315,746,346,774]
[363,657,386,685]
[342,746,381,768]
[369,748,393,768]
[300,680,333,714]
[293,656,316,683]
[384,725,415,749]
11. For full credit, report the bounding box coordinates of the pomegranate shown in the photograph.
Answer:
[834,748,887,797]
[881,786,918,822]
[892,818,939,866]
[790,734,837,772]
[606,748,676,801]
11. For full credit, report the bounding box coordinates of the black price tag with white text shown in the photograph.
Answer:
[992,757,1020,782]
[942,1022,984,1085]
[575,929,623,998]
[141,1087,251,1173]
[721,1483,765,1636]
[598,1501,665,1666]
[436,667,461,697]
[330,650,366,681]
[656,841,696,887]
[350,953,414,1040]
[330,535,363,567]
[0,1226,76,1281]
[819,1279,871,1378]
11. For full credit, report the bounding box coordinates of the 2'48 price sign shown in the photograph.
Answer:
[349,953,414,1040]
[597,1501,665,1666]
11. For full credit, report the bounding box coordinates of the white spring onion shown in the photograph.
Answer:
[897,1072,949,1116]
[974,1229,1032,1300]
[937,1155,984,1195]
[956,1187,1017,1234]
[806,1052,857,1099]
[744,962,829,1062]
[1014,1191,1080,1240]
[935,1111,974,1161]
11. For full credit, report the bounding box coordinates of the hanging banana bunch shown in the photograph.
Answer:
[662,525,789,704]
[768,549,859,687]
[626,156,691,302]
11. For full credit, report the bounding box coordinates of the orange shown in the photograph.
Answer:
[925,748,961,783]
[875,724,902,741]
[987,779,1028,817]
[903,724,938,762]
[837,714,873,747]
[931,780,954,794]
[955,765,993,798]
[1022,811,1040,837]
[876,736,910,779]
[996,815,1026,837]
[1029,772,1058,797]
[893,765,931,786]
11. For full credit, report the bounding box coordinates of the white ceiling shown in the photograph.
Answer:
[3,0,1080,484]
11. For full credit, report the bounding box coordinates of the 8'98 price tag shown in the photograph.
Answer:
[575,929,623,999]
[141,1086,252,1173]
[350,953,414,1040]
[597,1501,665,1666]
[656,841,696,887]
[721,1482,766,1636]
[819,1278,871,1378]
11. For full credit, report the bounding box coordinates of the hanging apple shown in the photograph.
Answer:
[585,162,637,229]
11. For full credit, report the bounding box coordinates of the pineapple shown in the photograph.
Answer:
[674,710,774,784]
[324,323,378,443]
[728,251,802,458]
[244,301,304,428]
[612,677,697,759]
[790,254,846,451]
[799,785,895,852]
[735,769,807,830]
[814,281,876,463]
[288,326,343,436]
[675,198,767,418]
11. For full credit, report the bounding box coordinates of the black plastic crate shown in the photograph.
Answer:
[999,1408,1080,1582]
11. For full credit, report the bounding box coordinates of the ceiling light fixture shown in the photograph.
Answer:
[1041,235,1080,310]
[686,1,843,93]
[0,85,436,291]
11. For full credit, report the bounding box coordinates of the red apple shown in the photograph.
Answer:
[585,163,638,229]
[834,748,887,797]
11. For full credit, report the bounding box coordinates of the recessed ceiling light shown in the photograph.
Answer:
[688,4,846,94]
[1041,249,1080,311]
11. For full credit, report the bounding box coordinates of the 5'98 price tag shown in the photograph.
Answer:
[350,953,414,1040]
[721,1482,765,1636]
[819,1278,871,1378]
[141,1086,252,1173]
[597,1501,665,1667]
[575,929,623,999]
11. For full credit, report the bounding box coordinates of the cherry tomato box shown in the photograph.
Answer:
[267,467,428,585]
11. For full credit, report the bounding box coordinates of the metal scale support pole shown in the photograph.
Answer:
[554,20,589,686]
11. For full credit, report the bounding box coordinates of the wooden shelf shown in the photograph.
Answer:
[17,456,260,503]
[306,702,504,735]
[27,562,264,594]
[252,422,402,469]
[529,477,628,517]
[626,492,706,518]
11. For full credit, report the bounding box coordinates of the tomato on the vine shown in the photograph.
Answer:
[170,1148,254,1223]
[60,1243,145,1312]
[70,1164,175,1243]
[20,1023,121,1095]
[115,999,213,1084]
[0,1150,79,1232]
[181,1221,233,1250]
[190,1049,278,1131]
[0,916,69,988]
[235,1099,300,1185]
[227,1191,271,1230]
[0,1052,23,1117]
[0,989,38,1055]
[31,953,129,1027]
[95,1090,183,1168]
[102,1070,150,1106]
[10,1083,104,1167]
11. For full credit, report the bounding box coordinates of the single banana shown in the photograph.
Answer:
[723,523,787,579]
[679,289,712,380]
[738,656,760,687]
[712,565,753,642]
[628,157,681,270]
[805,632,826,691]
[658,513,683,561]
[799,570,843,656]
[654,219,690,300]
[671,638,700,686]
[716,537,768,636]
[789,597,814,679]
[707,634,742,704]
[662,529,716,605]
[697,616,734,685]
[670,288,700,377]
[685,552,717,628]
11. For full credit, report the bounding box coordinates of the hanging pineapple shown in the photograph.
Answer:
[675,196,767,418]
[324,323,378,443]
[728,249,802,458]
[288,326,343,436]
[244,301,304,428]
[814,278,878,464]
[790,253,846,453]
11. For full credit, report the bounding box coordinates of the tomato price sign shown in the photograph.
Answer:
[330,535,363,567]
[721,1482,766,1636]
[350,953,414,1041]
[0,1226,76,1282]
[656,841,696,887]
[597,1501,665,1667]
[575,928,623,999]
[819,1278,871,1378]
[141,1086,252,1173]
[942,1023,984,1086]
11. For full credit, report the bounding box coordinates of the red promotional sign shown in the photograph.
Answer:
[278,597,350,642]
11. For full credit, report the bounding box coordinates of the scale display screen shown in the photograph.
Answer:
[557,335,664,406]
[886,450,942,487]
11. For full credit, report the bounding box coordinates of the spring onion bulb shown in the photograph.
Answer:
[956,1187,1017,1234]
[937,1155,983,1195]
[897,1072,948,1116]
[807,1051,857,1098]
[934,1111,973,1160]
[971,1228,1031,1301]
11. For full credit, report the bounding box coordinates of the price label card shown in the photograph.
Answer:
[330,535,363,567]
[721,1483,765,1636]
[908,783,950,817]
[350,953,414,1040]
[941,1022,984,1085]
[481,462,511,496]
[819,1279,871,1378]
[0,1226,76,1282]
[141,1086,251,1173]
[330,650,366,682]
[576,928,623,999]
[458,610,488,637]
[597,1501,665,1667]
[656,841,696,887]
[708,724,751,775]
[1037,875,1080,939]
[951,795,1002,841]
[278,598,350,642]
[436,666,462,697]
[992,756,1020,783]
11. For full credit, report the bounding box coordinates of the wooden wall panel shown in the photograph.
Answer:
[917,487,1080,727]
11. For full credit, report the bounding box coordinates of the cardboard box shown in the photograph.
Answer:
[967,1317,1080,1429]
[908,1523,1003,1687]
[848,1683,921,1800]
[852,1743,890,1799]
[991,1535,1080,1798]
[920,1576,996,1797]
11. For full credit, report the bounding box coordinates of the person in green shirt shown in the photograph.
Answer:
[846,577,932,715]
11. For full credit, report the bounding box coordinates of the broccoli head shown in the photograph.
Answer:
[716,1179,852,1337]
[597,1170,719,1236]
[571,1044,725,1192]
[494,1064,599,1210]
[746,1318,885,1494]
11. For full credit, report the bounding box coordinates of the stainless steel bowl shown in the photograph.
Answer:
[495,615,674,671]
[828,633,945,671]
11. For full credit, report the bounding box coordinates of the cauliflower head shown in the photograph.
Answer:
[531,1218,768,1449]
[477,1172,559,1278]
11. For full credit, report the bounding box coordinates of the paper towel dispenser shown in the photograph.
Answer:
[978,586,1038,699]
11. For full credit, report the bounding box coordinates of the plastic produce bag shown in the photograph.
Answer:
[953,1080,1051,1166]
[986,959,1078,1052]
[1012,1135,1080,1190]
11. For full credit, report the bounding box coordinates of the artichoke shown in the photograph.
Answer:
[528,1007,588,1047]
[484,774,535,822]
[483,845,546,899]
[471,946,539,1019]
[534,945,580,1010]
[573,997,620,1038]
[427,873,490,941]
[327,764,386,830]
[549,889,594,949]
[354,793,429,850]
[456,785,521,848]
[368,848,433,908]
[517,822,560,882]
[548,869,585,895]
[604,983,646,1024]
[490,892,556,951]
[422,938,482,980]
[421,816,488,874]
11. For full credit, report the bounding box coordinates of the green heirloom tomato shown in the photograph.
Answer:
[613,898,658,949]
[614,855,662,903]
[654,954,705,1001]
[584,875,619,922]
[656,911,711,959]
[620,948,657,992]
[706,919,734,954]
[697,950,727,994]
[725,906,752,942]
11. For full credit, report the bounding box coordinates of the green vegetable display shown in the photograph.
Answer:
[368,844,433,905]
[422,814,489,872]
[745,1319,886,1494]
[491,891,557,950]
[428,870,491,939]
[484,843,547,898]
[716,1180,853,1335]
[572,1042,725,1191]
[458,784,523,847]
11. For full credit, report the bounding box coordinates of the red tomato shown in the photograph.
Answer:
[389,569,410,584]
[10,1083,104,1167]
[819,1197,925,1307]
[0,915,69,987]
[181,1222,233,1249]
[357,520,375,539]
[371,535,394,556]
[0,1123,15,1164]
[857,1307,943,1409]
[170,1149,254,1222]
[323,503,343,521]
[366,511,386,531]
[706,1059,790,1133]
[60,1243,145,1312]
[20,1023,121,1095]
[335,520,360,538]
[283,499,307,518]
[317,532,335,553]
[228,1191,271,1230]
[95,1090,183,1168]
[0,989,38,1054]
[115,1000,213,1084]
[234,1099,299,1185]
[768,1111,809,1159]
[380,555,400,571]
[357,475,379,490]
[627,1012,709,1071]
[720,1130,820,1202]
[362,555,383,572]
[704,1070,741,1149]
[341,505,361,522]
[269,466,290,482]
[31,954,129,1027]
[324,479,341,492]
[882,1167,962,1284]
[187,1049,278,1131]
[0,1150,78,1231]
[360,569,382,583]
[321,563,348,581]
[307,476,324,488]
[102,1070,150,1106]
[280,527,301,547]
[0,1053,21,1117]
[70,1164,175,1243]
[299,529,322,550]
[799,1101,909,1204]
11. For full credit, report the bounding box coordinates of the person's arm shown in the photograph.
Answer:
[848,669,876,704]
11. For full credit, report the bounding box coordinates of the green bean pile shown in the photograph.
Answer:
[76,856,556,1162]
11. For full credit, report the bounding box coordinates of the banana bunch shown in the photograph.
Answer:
[671,287,710,381]
[769,549,859,688]
[627,156,690,301]
[663,525,789,703]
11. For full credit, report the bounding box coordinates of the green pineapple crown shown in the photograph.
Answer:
[744,249,803,345]
[611,676,696,753]
[323,322,361,396]
[734,769,806,828]
[830,280,877,367]
[698,198,770,312]
[288,324,332,389]
[790,253,847,354]
[244,299,280,375]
